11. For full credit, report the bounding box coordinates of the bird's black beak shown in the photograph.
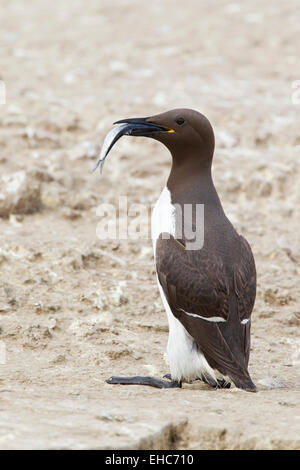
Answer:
[113,117,169,136]
[94,117,173,174]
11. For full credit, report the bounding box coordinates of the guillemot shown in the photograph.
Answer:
[96,108,257,392]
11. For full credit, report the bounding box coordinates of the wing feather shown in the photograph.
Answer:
[156,233,256,388]
[234,235,256,322]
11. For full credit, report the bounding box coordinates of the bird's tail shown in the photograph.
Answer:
[220,294,256,392]
[230,372,257,392]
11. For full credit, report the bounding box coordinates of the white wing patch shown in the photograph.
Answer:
[180,309,226,322]
[182,309,250,324]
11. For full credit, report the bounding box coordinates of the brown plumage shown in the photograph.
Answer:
[99,108,257,392]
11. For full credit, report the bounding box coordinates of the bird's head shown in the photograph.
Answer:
[95,108,215,174]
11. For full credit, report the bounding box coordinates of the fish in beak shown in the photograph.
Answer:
[94,117,173,174]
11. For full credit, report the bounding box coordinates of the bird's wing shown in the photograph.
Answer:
[156,233,230,321]
[232,235,256,368]
[156,233,254,386]
[234,235,256,323]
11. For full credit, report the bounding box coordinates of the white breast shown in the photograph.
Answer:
[158,281,218,382]
[151,186,175,255]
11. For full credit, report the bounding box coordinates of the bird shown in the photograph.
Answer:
[95,108,257,392]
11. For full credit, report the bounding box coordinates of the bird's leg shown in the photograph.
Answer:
[201,374,231,389]
[165,373,230,389]
[163,373,172,380]
[106,375,181,389]
[216,378,231,389]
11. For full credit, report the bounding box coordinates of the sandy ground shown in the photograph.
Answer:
[0,0,300,450]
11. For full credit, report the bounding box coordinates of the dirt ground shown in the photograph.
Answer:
[0,0,299,450]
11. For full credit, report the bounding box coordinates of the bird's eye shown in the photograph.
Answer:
[176,117,185,125]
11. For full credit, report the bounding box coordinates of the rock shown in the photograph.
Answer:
[244,176,273,198]
[277,236,297,263]
[68,193,96,211]
[0,252,7,266]
[47,318,57,329]
[23,127,61,147]
[82,248,126,268]
[106,348,132,360]
[93,289,108,310]
[263,288,294,306]
[37,115,80,133]
[255,129,272,146]
[9,214,23,226]
[0,171,41,218]
[286,312,300,326]
[278,401,297,408]
[110,282,128,307]
[40,183,63,209]
[2,115,27,127]
[51,354,66,364]
[61,207,82,220]
[69,313,113,338]
[23,324,52,348]
[258,376,286,389]
[98,411,131,422]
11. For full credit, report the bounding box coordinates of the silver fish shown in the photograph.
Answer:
[94,118,168,174]
[94,123,129,174]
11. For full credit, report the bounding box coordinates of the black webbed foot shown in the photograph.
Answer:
[106,376,181,389]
